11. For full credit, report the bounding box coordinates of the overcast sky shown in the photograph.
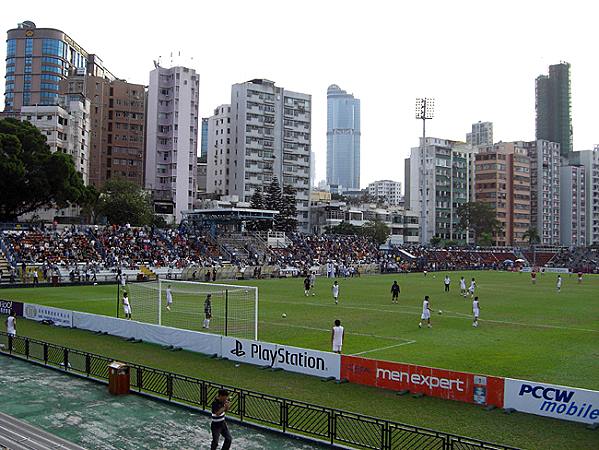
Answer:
[2,0,596,188]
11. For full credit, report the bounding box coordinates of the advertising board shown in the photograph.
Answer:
[0,300,23,317]
[341,355,504,407]
[23,303,73,327]
[504,378,599,424]
[222,337,341,380]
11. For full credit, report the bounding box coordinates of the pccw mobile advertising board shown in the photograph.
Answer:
[222,337,341,380]
[504,378,599,424]
[341,355,504,407]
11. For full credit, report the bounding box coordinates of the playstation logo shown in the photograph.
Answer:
[230,340,246,357]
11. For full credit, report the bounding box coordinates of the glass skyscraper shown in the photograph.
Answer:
[326,84,360,190]
[535,62,572,158]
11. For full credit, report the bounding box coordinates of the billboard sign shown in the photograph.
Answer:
[23,303,73,327]
[341,355,504,407]
[0,300,23,317]
[504,378,599,424]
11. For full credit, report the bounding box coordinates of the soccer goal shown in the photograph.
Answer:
[117,279,258,340]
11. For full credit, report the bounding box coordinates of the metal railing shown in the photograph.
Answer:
[0,333,518,450]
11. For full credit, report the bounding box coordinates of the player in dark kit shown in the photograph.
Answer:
[391,281,400,303]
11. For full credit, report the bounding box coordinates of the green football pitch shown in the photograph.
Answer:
[2,270,598,390]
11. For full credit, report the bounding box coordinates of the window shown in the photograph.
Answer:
[6,39,16,57]
[25,38,33,56]
[41,74,61,82]
[42,65,64,74]
[42,39,66,58]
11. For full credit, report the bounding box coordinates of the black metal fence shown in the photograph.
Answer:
[0,333,518,450]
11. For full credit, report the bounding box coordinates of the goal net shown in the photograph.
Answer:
[117,279,258,340]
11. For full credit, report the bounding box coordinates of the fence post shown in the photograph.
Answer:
[239,389,244,421]
[166,374,173,400]
[63,348,69,371]
[329,410,335,446]
[24,338,29,358]
[200,381,206,410]
[43,343,48,364]
[7,335,13,354]
[281,399,287,433]
[137,367,143,392]
[85,354,90,376]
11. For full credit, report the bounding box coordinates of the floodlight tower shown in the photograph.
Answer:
[415,98,435,244]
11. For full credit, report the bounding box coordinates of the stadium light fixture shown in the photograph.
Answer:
[415,98,435,244]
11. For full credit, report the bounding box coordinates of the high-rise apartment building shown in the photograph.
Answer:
[569,148,599,245]
[60,75,146,188]
[475,142,531,246]
[4,20,110,112]
[145,65,200,223]
[200,117,209,159]
[526,140,561,245]
[326,84,360,190]
[367,180,402,206]
[466,121,493,147]
[535,62,572,158]
[407,138,476,244]
[20,93,91,183]
[206,105,232,196]
[559,165,586,246]
[215,79,312,232]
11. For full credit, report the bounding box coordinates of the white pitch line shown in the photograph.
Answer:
[350,340,416,356]
[263,298,599,334]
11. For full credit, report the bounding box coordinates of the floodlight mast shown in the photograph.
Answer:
[415,98,435,244]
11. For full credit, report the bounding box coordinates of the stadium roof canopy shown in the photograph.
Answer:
[182,207,279,225]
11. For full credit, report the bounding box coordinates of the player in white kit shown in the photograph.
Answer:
[556,275,562,293]
[331,319,344,353]
[468,278,476,298]
[472,296,480,327]
[165,285,173,311]
[5,311,16,337]
[419,295,432,328]
[459,277,467,297]
[122,292,132,320]
[332,281,339,304]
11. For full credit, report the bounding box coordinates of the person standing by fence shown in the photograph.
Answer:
[210,389,232,450]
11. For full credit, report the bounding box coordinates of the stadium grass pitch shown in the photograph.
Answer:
[2,270,598,390]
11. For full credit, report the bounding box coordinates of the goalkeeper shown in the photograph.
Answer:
[203,294,212,329]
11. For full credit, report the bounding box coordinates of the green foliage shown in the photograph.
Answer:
[430,236,442,246]
[98,178,154,226]
[362,219,390,246]
[456,202,502,244]
[0,118,88,221]
[279,184,298,232]
[523,227,541,246]
[247,187,267,231]
[330,221,361,235]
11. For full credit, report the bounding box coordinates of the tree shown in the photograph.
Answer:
[456,202,502,244]
[79,186,101,224]
[279,184,298,232]
[0,118,89,221]
[523,227,541,246]
[330,221,361,235]
[247,187,267,231]
[264,177,283,230]
[97,178,154,226]
[430,236,442,247]
[362,220,391,246]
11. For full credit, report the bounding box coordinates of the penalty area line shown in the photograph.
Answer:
[350,340,417,356]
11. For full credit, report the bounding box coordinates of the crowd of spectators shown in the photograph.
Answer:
[1,226,598,282]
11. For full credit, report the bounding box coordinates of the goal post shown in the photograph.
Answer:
[120,278,258,340]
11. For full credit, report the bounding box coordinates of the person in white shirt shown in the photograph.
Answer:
[331,319,344,353]
[6,311,16,337]
[419,295,432,329]
[332,281,339,305]
[122,292,132,320]
[444,275,451,293]
[459,277,467,297]
[556,275,562,293]
[472,296,480,328]
[165,285,173,311]
[469,278,476,298]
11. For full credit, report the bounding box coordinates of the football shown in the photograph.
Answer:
[438,310,443,315]
[282,313,287,318]
[312,293,315,296]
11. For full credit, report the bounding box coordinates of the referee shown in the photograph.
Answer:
[210,389,232,450]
